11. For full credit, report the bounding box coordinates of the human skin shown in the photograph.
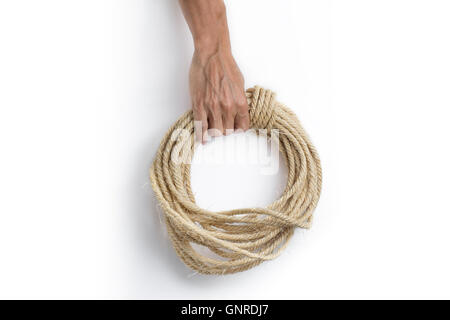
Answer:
[179,0,250,143]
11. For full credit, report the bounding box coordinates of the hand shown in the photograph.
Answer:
[190,47,250,143]
[178,0,249,143]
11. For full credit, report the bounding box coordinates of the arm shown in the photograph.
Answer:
[179,0,249,143]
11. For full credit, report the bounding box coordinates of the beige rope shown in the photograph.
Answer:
[150,86,322,275]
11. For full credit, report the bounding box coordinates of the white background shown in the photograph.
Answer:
[0,0,449,299]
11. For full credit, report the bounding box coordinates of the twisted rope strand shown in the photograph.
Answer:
[150,86,322,275]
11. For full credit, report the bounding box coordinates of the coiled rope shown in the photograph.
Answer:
[150,86,322,275]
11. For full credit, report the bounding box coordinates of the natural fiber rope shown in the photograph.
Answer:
[150,86,322,275]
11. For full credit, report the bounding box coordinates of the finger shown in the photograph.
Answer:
[208,106,224,137]
[221,85,236,135]
[223,113,235,135]
[222,101,235,135]
[193,104,208,144]
[201,117,208,144]
[234,94,250,131]
[235,112,250,132]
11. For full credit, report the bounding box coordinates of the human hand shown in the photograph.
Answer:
[179,0,249,143]
[189,47,250,143]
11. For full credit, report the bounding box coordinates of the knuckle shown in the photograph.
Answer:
[192,102,203,113]
[221,100,234,113]
[237,99,248,111]
[211,106,221,116]
[205,95,218,107]
[208,111,218,122]
[207,100,220,112]
[202,121,208,131]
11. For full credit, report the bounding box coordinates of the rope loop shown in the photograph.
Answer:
[150,86,322,275]
[248,86,277,132]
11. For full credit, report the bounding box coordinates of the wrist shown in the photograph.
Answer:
[190,1,230,56]
[192,18,230,53]
[194,34,231,59]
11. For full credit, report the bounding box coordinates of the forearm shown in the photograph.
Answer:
[179,0,231,56]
